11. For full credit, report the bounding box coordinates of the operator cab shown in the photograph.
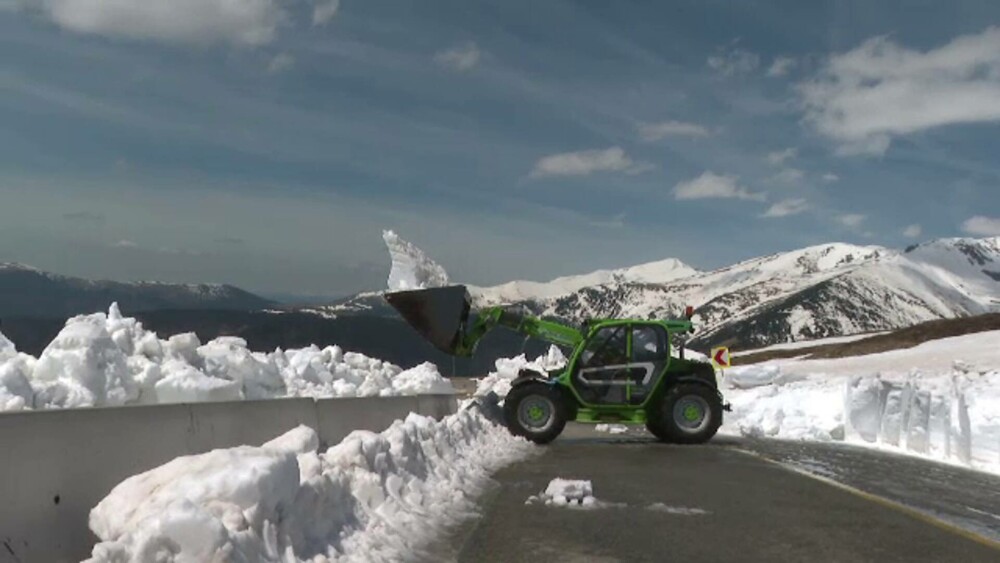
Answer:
[572,321,670,406]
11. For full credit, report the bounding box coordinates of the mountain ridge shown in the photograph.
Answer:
[323,237,1000,350]
[0,263,274,318]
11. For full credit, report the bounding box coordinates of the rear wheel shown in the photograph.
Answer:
[504,383,568,444]
[652,384,722,444]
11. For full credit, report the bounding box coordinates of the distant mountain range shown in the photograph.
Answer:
[0,263,274,319]
[325,237,1000,350]
[3,237,997,374]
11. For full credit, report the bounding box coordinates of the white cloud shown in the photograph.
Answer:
[766,56,796,77]
[112,239,138,249]
[761,198,810,218]
[530,147,650,178]
[766,148,797,166]
[903,224,923,238]
[770,168,805,184]
[961,216,1000,236]
[673,171,765,201]
[31,0,288,46]
[637,120,711,141]
[434,42,481,72]
[707,47,760,76]
[799,27,1000,156]
[822,173,840,183]
[837,214,867,228]
[267,53,294,73]
[312,0,339,25]
[591,213,627,229]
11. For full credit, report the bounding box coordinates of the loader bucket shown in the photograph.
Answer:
[384,285,472,355]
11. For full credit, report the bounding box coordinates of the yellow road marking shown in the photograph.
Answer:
[734,448,1000,552]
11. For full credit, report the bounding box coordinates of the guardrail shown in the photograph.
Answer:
[0,394,458,563]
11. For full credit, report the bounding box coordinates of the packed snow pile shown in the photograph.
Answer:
[0,304,453,412]
[473,346,568,399]
[722,330,1000,474]
[382,230,450,291]
[86,408,535,562]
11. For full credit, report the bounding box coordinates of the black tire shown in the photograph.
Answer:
[645,418,670,442]
[654,383,723,444]
[503,383,569,444]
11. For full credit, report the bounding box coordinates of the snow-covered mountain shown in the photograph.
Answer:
[497,238,1000,348]
[0,263,273,318]
[326,237,1000,350]
[471,258,697,307]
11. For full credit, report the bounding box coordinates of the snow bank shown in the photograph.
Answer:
[86,407,534,562]
[473,346,567,399]
[0,304,453,413]
[382,230,450,291]
[723,333,1000,475]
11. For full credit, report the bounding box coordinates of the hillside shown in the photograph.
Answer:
[0,263,273,318]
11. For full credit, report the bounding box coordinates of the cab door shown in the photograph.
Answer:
[571,323,652,405]
[627,323,670,405]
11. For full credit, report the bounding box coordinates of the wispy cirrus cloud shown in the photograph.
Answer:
[766,148,797,166]
[799,27,1000,156]
[673,171,765,201]
[267,53,295,74]
[707,46,760,76]
[312,0,339,25]
[16,0,341,46]
[766,56,796,77]
[434,42,481,71]
[637,120,711,141]
[903,224,922,238]
[761,198,810,218]
[530,147,651,178]
[62,210,106,224]
[769,168,805,185]
[837,213,867,228]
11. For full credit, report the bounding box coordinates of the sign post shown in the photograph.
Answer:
[710,346,731,381]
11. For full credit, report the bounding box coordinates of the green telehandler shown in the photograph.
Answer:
[385,285,727,444]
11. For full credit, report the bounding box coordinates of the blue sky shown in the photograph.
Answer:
[1,0,999,298]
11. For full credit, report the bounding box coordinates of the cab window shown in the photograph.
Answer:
[632,325,667,362]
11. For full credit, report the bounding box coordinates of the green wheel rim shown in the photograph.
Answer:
[517,395,556,433]
[672,395,710,434]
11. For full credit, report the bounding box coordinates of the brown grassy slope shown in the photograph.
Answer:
[735,313,1000,365]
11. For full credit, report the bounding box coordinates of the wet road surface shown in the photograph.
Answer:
[436,424,1000,562]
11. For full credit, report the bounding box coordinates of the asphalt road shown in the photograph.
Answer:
[435,424,1000,562]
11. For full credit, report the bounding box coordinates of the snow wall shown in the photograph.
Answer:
[0,394,457,563]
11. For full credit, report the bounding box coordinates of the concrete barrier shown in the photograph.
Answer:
[0,394,458,563]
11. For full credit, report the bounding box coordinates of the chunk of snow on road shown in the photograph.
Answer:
[86,408,535,562]
[645,503,709,515]
[474,345,567,399]
[595,424,629,434]
[382,230,450,291]
[0,304,454,412]
[526,478,612,509]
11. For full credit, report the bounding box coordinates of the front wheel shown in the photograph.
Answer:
[503,383,568,444]
[652,384,723,444]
